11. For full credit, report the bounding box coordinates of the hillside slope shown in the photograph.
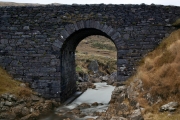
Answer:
[129,29,180,119]
[0,67,33,97]
[76,35,117,75]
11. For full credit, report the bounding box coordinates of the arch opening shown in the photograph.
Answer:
[75,35,117,85]
[60,28,118,101]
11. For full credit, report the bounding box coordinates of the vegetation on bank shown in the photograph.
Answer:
[127,29,180,119]
[0,67,33,97]
[172,18,180,27]
[91,42,116,51]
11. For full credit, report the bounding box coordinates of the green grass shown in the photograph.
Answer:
[91,42,116,51]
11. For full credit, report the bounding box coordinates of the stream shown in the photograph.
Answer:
[39,82,115,120]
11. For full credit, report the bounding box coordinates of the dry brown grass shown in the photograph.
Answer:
[75,52,117,74]
[144,113,180,120]
[126,29,180,118]
[76,35,117,74]
[0,67,33,97]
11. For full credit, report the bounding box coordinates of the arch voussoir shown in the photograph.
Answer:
[65,24,76,35]
[52,40,63,51]
[94,21,100,29]
[76,20,85,30]
[111,32,121,40]
[85,20,90,28]
[101,24,108,33]
[60,29,70,39]
[73,22,79,31]
[107,27,115,36]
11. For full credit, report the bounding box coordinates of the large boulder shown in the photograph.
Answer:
[109,71,117,81]
[88,60,99,73]
[128,109,144,120]
[160,102,179,112]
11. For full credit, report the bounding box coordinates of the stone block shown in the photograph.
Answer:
[60,29,69,39]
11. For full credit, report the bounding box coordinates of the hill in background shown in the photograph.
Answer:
[75,35,117,75]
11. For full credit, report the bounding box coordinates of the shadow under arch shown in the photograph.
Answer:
[59,21,125,102]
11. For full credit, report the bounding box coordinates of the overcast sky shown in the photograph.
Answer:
[1,0,180,6]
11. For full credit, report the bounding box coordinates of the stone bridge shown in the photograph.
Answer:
[0,4,180,101]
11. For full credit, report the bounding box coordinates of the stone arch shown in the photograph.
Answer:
[52,20,127,101]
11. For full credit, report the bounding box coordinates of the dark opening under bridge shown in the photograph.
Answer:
[0,4,180,101]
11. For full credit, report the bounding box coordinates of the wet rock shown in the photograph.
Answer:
[64,111,74,116]
[93,111,101,116]
[101,75,109,81]
[83,73,89,82]
[77,103,91,109]
[71,108,81,114]
[52,99,60,107]
[91,84,96,89]
[160,102,179,112]
[92,78,102,83]
[109,72,117,81]
[78,77,84,82]
[106,80,114,85]
[79,113,86,118]
[91,102,99,106]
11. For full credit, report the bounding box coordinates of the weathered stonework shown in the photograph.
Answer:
[0,4,180,101]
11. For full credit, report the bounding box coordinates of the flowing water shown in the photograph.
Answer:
[40,82,115,120]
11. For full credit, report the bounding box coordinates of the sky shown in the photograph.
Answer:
[1,0,180,6]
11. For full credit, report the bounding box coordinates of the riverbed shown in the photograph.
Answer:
[40,82,115,120]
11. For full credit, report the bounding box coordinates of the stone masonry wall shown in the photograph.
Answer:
[0,4,180,101]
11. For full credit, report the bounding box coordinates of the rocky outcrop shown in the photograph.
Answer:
[160,102,179,112]
[97,78,144,120]
[0,93,60,120]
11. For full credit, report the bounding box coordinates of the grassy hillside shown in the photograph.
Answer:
[0,67,33,97]
[75,35,117,75]
[127,29,180,119]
